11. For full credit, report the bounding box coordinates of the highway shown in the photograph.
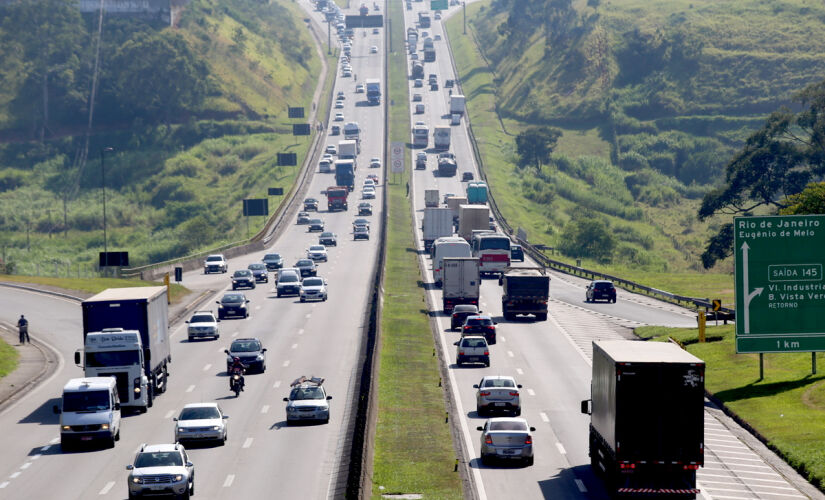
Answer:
[402,1,816,500]
[0,1,385,497]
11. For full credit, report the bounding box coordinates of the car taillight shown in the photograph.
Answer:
[485,435,493,444]
[509,391,519,397]
[683,464,700,470]
[463,326,470,331]
[479,391,491,396]
[459,351,465,355]
[484,350,489,355]
[486,326,494,330]
[524,435,532,445]
[619,462,636,469]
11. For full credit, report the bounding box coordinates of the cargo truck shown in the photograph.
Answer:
[437,152,457,176]
[458,204,490,241]
[343,122,360,141]
[334,160,355,191]
[422,207,454,251]
[338,139,359,159]
[326,186,349,211]
[499,267,549,320]
[450,94,466,115]
[582,340,705,498]
[442,257,480,312]
[418,11,431,27]
[425,189,439,208]
[365,78,381,105]
[77,287,170,412]
[433,126,451,150]
[413,123,429,148]
[466,181,488,204]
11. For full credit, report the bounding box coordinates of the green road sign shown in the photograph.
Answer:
[431,0,447,10]
[734,215,825,353]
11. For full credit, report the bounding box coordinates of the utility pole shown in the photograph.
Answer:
[100,147,114,260]
[327,17,331,54]
[463,1,466,34]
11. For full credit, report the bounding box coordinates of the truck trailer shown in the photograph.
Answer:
[433,126,451,150]
[334,159,355,191]
[582,340,705,498]
[442,257,480,312]
[450,94,466,115]
[500,267,549,320]
[425,189,440,208]
[422,207,454,251]
[458,204,489,241]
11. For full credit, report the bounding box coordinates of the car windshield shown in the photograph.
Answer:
[248,264,265,271]
[309,246,325,252]
[263,254,281,261]
[135,451,183,468]
[190,314,214,323]
[321,232,334,237]
[489,420,528,431]
[296,260,313,267]
[222,294,244,304]
[206,256,223,262]
[179,406,220,420]
[482,378,515,388]
[289,386,325,400]
[303,278,323,287]
[62,390,110,412]
[231,340,261,352]
[462,338,487,348]
[233,270,252,277]
[280,274,299,283]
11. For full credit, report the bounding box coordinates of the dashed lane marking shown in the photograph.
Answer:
[292,344,298,349]
[526,389,535,396]
[19,463,30,470]
[555,442,566,455]
[186,385,195,393]
[539,412,549,423]
[203,364,212,371]
[223,475,235,487]
[99,481,115,495]
[574,479,587,493]
[242,438,253,449]
[273,381,281,389]
[283,360,291,367]
[165,410,175,419]
[261,405,270,414]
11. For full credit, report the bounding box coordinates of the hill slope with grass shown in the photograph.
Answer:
[0,0,323,274]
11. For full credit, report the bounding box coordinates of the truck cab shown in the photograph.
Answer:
[53,377,121,450]
[326,186,349,211]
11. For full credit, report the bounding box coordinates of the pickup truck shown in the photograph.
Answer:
[454,336,490,367]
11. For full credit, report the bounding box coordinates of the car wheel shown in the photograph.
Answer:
[188,336,193,342]
[244,312,249,318]
[536,314,547,321]
[612,297,617,303]
[481,454,491,466]
[484,359,490,367]
[277,292,282,297]
[115,427,121,441]
[232,285,237,290]
[476,406,484,417]
[525,456,534,467]
[300,297,306,303]
[456,358,461,366]
[514,408,521,417]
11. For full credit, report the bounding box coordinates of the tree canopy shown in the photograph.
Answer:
[515,126,562,171]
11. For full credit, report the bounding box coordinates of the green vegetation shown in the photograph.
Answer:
[0,0,321,274]
[0,275,189,303]
[0,338,19,379]
[370,1,462,498]
[639,324,825,488]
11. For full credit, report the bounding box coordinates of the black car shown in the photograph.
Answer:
[430,82,439,91]
[262,253,284,271]
[510,245,524,262]
[216,292,250,319]
[358,202,373,216]
[331,125,340,135]
[319,232,338,246]
[225,338,267,373]
[308,219,324,232]
[461,315,497,344]
[586,280,617,303]
[231,270,256,290]
[451,304,480,331]
[462,171,474,181]
[295,259,317,277]
[304,198,319,211]
[247,263,269,283]
[445,79,454,88]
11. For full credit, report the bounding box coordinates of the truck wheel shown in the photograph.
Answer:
[484,359,490,367]
[160,367,169,393]
[188,336,193,342]
[147,386,154,408]
[115,427,121,441]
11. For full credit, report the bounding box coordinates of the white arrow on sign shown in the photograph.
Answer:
[741,241,764,334]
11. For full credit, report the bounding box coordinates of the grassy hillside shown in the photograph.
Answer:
[0,0,321,274]
[446,0,825,294]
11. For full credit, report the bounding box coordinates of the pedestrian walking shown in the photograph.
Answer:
[406,182,410,197]
[17,314,29,344]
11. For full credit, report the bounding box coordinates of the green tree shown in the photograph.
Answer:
[780,182,825,215]
[516,126,562,172]
[558,217,615,262]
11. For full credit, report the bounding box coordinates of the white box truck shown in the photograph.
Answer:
[458,204,490,241]
[338,139,359,159]
[425,189,439,208]
[423,207,454,251]
[442,256,480,312]
[450,94,466,115]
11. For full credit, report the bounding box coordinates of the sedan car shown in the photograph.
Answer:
[354,226,370,240]
[450,304,480,330]
[353,218,370,230]
[307,245,328,262]
[173,403,228,445]
[319,232,337,246]
[461,315,496,344]
[247,263,268,283]
[300,277,328,302]
[370,45,378,53]
[367,174,379,184]
[126,443,194,499]
[308,218,325,232]
[262,253,284,270]
[358,202,373,216]
[203,254,228,274]
[412,93,422,102]
[330,125,340,135]
[369,157,381,169]
[362,187,376,199]
[510,244,524,262]
[334,101,344,109]
[586,280,617,303]
[216,292,249,319]
[186,310,220,341]
[334,113,345,121]
[284,376,332,424]
[304,198,319,211]
[294,259,317,277]
[414,79,423,88]
[231,269,255,290]
[325,144,338,155]
[477,417,535,466]
[462,171,474,181]
[225,337,267,373]
[474,376,522,416]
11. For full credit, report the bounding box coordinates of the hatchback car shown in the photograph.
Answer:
[295,259,317,277]
[412,93,422,102]
[355,84,365,93]
[330,125,340,135]
[126,443,194,499]
[262,253,284,270]
[354,226,370,240]
[308,219,325,232]
[369,157,381,169]
[284,376,332,424]
[370,45,378,53]
[216,292,249,319]
[186,310,220,341]
[319,232,338,246]
[300,277,328,302]
[247,262,268,283]
[461,315,496,344]
[173,403,228,445]
[586,280,616,303]
[334,113,345,121]
[474,376,522,416]
[416,152,427,169]
[231,269,255,290]
[358,202,373,216]
[304,198,319,211]
[477,417,535,466]
[462,171,474,181]
[414,79,423,87]
[225,337,267,373]
[325,144,338,155]
[334,101,344,109]
[307,245,328,262]
[450,304,480,330]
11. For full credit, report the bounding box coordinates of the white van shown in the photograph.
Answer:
[432,236,472,286]
[53,377,121,450]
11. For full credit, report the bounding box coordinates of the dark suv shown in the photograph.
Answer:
[586,280,617,303]
[225,338,267,373]
[262,253,284,271]
[461,315,497,344]
[451,304,480,331]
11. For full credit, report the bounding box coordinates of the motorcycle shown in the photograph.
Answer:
[230,372,243,397]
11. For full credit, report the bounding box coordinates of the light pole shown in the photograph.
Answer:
[100,147,114,262]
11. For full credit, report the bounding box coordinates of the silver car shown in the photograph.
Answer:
[126,443,194,498]
[284,376,332,423]
[474,376,522,416]
[174,403,228,445]
[300,277,328,302]
[307,245,328,262]
[477,417,535,466]
[186,310,220,341]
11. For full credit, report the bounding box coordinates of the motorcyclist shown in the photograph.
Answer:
[17,315,29,344]
[229,357,248,391]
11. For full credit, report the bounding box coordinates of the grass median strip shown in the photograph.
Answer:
[640,324,825,489]
[0,339,19,379]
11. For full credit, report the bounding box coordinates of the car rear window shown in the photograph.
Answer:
[466,318,492,326]
[483,379,515,388]
[463,338,487,348]
[489,421,527,431]
[190,315,214,323]
[595,282,614,290]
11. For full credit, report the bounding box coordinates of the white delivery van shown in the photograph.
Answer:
[432,236,472,286]
[53,377,121,450]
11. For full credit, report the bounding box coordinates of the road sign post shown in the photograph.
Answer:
[734,215,825,354]
[390,141,404,184]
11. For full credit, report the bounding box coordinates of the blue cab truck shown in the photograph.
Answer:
[334,159,355,191]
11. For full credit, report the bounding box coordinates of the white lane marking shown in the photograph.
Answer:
[19,463,31,470]
[499,336,506,343]
[30,454,41,461]
[574,479,587,492]
[203,364,212,371]
[555,442,566,455]
[292,343,298,349]
[10,472,20,479]
[704,460,774,471]
[526,388,535,396]
[516,368,524,375]
[273,380,281,389]
[305,313,311,319]
[232,332,239,337]
[41,445,52,451]
[186,385,195,393]
[507,350,514,357]
[711,451,771,460]
[283,360,291,367]
[539,412,549,422]
[99,481,115,495]
[49,438,59,444]
[261,405,270,414]
[255,306,261,310]
[164,410,175,419]
[699,472,787,483]
[242,437,253,449]
[0,482,8,489]
[223,474,235,487]
[298,328,305,335]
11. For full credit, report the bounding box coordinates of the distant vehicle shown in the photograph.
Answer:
[412,93,422,102]
[477,417,535,466]
[462,171,474,181]
[471,232,510,276]
[174,403,228,445]
[319,232,338,246]
[247,263,268,283]
[362,186,376,199]
[297,211,311,224]
[414,79,423,87]
[304,197,319,211]
[231,269,255,290]
[186,310,220,341]
[416,152,427,169]
[330,125,340,135]
[326,144,338,155]
[300,277,328,302]
[430,82,439,91]
[510,245,524,262]
[354,226,370,240]
[586,280,616,303]
[126,444,194,499]
[358,202,373,215]
[363,179,376,189]
[355,84,365,93]
[276,271,301,297]
[450,304,479,331]
[262,253,284,270]
[434,12,441,20]
[225,337,267,373]
[217,292,249,319]
[445,79,454,88]
[307,245,328,262]
[370,157,381,168]
[370,45,378,53]
[411,52,419,60]
[434,34,441,40]
[334,112,345,121]
[454,336,489,366]
[308,219,325,232]
[295,259,317,277]
[461,314,496,344]
[334,101,344,109]
[474,376,522,416]
[342,69,352,77]
[353,218,371,230]
[442,256,480,312]
[373,27,380,34]
[284,376,332,424]
[204,254,228,274]
[366,174,379,184]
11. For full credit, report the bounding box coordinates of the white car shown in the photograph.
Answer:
[326,144,338,155]
[474,376,522,416]
[362,186,376,199]
[370,45,378,53]
[186,310,220,341]
[299,277,329,302]
[307,245,328,262]
[369,157,381,168]
[334,113,345,121]
[356,84,365,93]
[174,403,228,444]
[342,69,352,77]
[363,179,376,189]
[284,376,331,421]
[203,254,227,274]
[126,444,194,499]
